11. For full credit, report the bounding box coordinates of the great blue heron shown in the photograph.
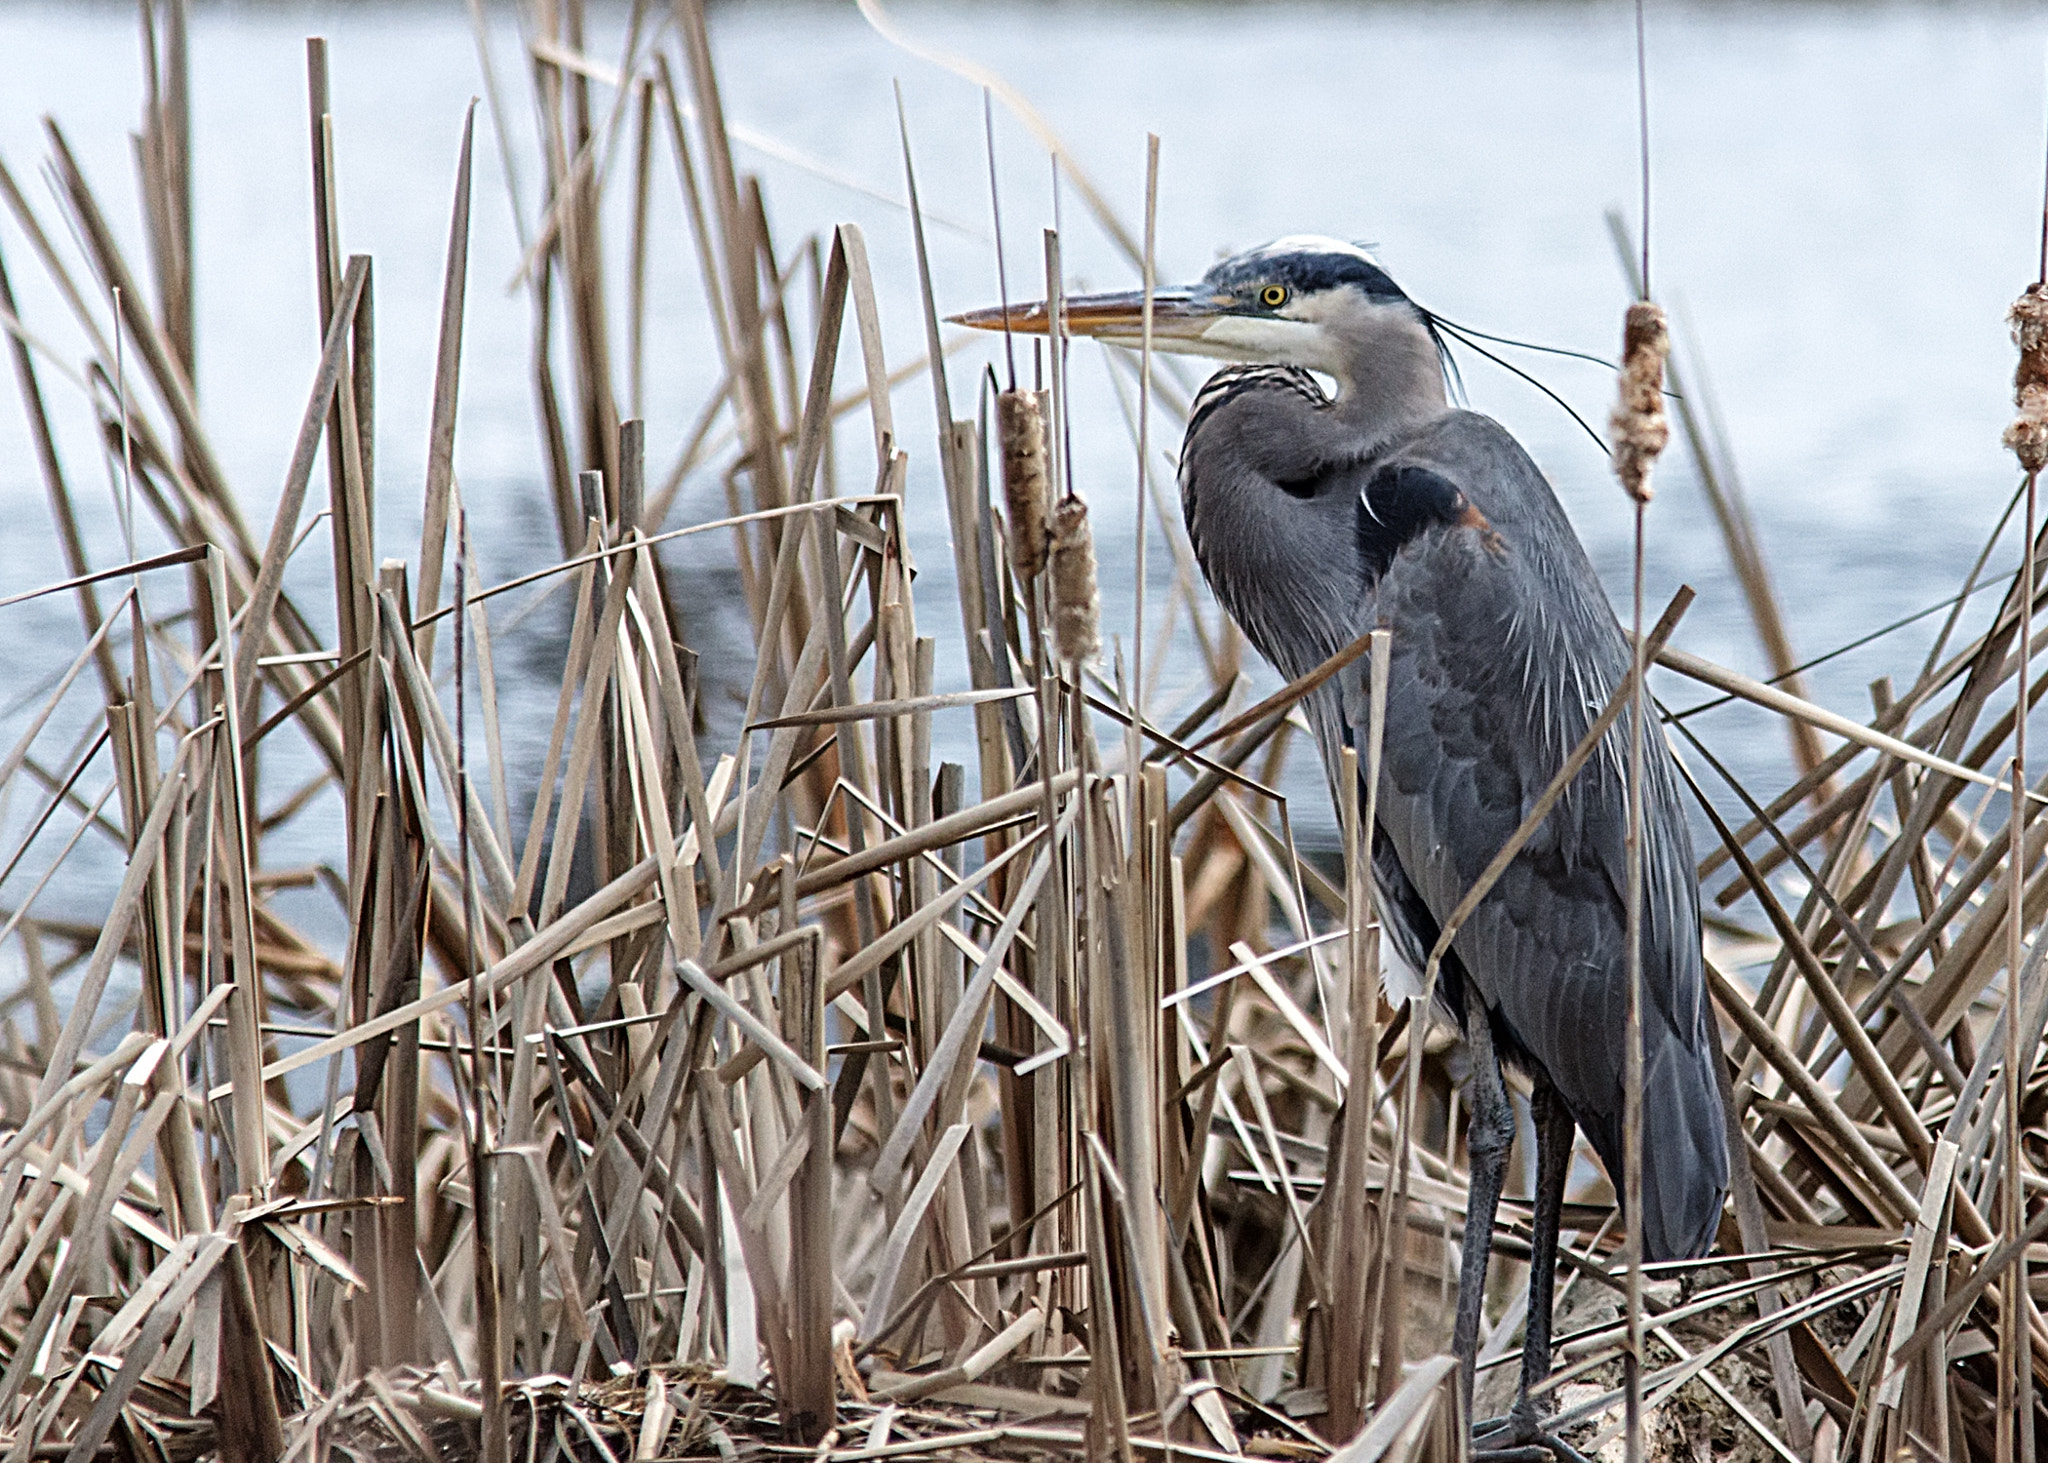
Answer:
[955,238,1729,1452]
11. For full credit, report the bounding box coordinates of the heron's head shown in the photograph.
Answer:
[952,236,1438,392]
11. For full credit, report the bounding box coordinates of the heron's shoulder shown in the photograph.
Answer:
[1370,409,1584,543]
[1375,409,1544,480]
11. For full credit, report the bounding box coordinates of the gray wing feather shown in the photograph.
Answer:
[1334,413,1727,1260]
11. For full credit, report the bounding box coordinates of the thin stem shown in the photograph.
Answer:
[1133,134,1158,813]
[1623,497,1647,1463]
[113,285,135,570]
[2025,323,2044,1463]
[984,90,1015,392]
[1634,0,1651,299]
[2038,82,2048,286]
[2005,469,2038,1463]
[457,509,505,1463]
[1625,6,1653,1453]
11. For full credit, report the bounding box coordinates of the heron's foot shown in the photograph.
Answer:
[1471,1401,1593,1463]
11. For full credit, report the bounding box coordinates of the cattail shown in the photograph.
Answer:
[1049,493,1100,665]
[998,389,1052,578]
[2004,285,2048,472]
[1610,300,1671,505]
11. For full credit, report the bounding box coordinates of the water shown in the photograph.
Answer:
[0,0,2042,943]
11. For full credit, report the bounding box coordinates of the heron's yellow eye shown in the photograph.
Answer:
[1259,284,1288,309]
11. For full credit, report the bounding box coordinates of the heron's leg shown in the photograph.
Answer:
[1475,1078,1594,1463]
[1452,997,1515,1408]
[1514,1077,1575,1422]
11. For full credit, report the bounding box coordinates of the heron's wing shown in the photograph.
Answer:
[1335,412,1726,1258]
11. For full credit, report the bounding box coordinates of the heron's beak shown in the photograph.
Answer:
[949,287,1223,348]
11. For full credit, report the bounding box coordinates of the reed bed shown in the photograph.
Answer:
[0,5,2044,1463]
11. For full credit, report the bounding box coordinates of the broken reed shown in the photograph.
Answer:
[0,5,2045,1463]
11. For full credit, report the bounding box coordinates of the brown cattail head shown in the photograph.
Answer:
[1049,494,1101,666]
[1610,300,1671,505]
[2004,286,2048,472]
[998,390,1052,579]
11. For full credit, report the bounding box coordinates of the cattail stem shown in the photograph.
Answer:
[1610,292,1669,1463]
[2001,282,2047,1463]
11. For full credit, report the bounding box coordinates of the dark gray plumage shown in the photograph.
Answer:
[955,237,1729,1450]
[1183,365,1725,1262]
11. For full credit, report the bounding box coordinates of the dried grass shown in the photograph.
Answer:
[0,7,2041,1463]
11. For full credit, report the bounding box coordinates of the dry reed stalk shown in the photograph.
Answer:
[7,9,2048,1463]
[414,105,477,676]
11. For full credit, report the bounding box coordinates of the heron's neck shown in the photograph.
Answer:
[1324,300,1448,445]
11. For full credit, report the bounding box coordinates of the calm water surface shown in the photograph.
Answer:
[0,0,2042,943]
